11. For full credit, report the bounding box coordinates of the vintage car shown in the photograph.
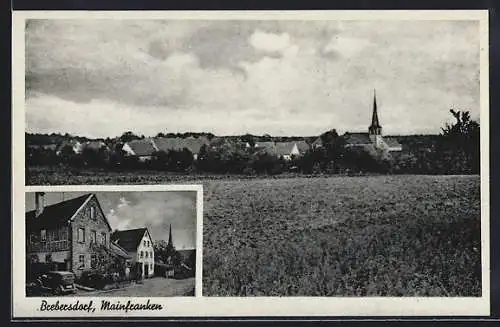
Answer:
[32,271,77,295]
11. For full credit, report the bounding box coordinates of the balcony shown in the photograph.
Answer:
[28,240,70,252]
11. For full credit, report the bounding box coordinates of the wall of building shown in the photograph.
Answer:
[70,196,111,277]
[136,230,155,278]
[32,251,70,267]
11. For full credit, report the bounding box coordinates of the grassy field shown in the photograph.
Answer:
[202,175,481,296]
[27,168,482,297]
[26,166,310,185]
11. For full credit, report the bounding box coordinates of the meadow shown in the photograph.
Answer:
[202,175,481,296]
[27,168,482,296]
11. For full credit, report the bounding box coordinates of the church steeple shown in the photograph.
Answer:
[368,89,382,135]
[167,224,173,248]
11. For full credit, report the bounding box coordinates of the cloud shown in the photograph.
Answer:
[25,19,480,136]
[249,30,292,54]
[323,35,372,57]
[105,192,197,249]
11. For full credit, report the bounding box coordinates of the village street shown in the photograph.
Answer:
[78,277,196,297]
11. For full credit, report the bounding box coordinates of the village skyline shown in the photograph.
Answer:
[25,192,197,250]
[25,19,479,139]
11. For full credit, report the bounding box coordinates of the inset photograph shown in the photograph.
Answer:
[25,190,198,297]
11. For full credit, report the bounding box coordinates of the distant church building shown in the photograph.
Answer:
[343,91,402,152]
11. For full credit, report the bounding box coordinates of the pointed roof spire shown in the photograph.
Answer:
[167,223,173,248]
[371,89,380,128]
[368,89,382,136]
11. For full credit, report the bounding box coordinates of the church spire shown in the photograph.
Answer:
[369,89,382,135]
[167,224,173,248]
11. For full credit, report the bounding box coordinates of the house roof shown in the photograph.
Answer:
[255,141,275,149]
[84,140,108,151]
[384,136,402,148]
[125,139,157,157]
[274,142,296,156]
[28,144,58,151]
[154,137,209,155]
[111,228,149,253]
[26,194,93,230]
[56,140,82,153]
[109,241,132,259]
[295,140,310,152]
[312,137,323,146]
[343,133,372,145]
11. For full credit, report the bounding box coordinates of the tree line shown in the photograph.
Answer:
[26,110,480,175]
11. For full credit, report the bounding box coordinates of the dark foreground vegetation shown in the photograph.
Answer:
[26,110,480,185]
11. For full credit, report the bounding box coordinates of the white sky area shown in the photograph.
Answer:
[25,19,480,138]
[26,191,197,249]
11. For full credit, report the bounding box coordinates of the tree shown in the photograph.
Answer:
[241,134,256,148]
[150,151,169,170]
[166,149,194,172]
[81,147,108,168]
[437,109,480,174]
[119,131,141,143]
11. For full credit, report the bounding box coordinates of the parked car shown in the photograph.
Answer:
[31,271,77,295]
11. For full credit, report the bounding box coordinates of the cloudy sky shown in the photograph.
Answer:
[26,191,197,249]
[25,19,480,138]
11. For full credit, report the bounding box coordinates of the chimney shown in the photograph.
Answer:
[35,192,45,217]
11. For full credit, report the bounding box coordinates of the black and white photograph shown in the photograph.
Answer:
[12,10,489,317]
[25,190,198,297]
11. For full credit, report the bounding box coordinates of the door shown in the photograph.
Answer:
[144,263,149,278]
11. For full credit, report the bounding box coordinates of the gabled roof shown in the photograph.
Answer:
[109,242,132,259]
[125,139,157,157]
[274,142,296,156]
[26,194,93,230]
[27,144,58,151]
[111,228,150,253]
[384,136,402,148]
[154,137,209,155]
[295,140,310,152]
[56,140,82,153]
[255,141,275,149]
[83,140,108,151]
[342,132,372,145]
[311,137,323,146]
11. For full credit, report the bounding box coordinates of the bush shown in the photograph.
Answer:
[78,271,113,290]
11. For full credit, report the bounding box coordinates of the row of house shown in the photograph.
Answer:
[121,136,314,162]
[25,192,185,280]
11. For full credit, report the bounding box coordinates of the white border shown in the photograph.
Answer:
[12,10,490,318]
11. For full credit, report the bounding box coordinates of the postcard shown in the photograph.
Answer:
[12,9,490,318]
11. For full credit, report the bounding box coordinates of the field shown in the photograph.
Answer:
[26,168,482,297]
[202,175,481,296]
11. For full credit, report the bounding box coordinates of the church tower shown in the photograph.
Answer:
[368,90,382,135]
[368,90,384,148]
[167,223,173,248]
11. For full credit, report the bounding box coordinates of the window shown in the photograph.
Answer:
[78,254,85,269]
[78,228,85,243]
[150,251,153,258]
[91,254,97,269]
[150,263,153,270]
[40,229,46,241]
[90,230,96,244]
[90,206,95,220]
[145,251,148,258]
[101,232,106,245]
[143,240,147,247]
[140,251,144,259]
[45,254,52,263]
